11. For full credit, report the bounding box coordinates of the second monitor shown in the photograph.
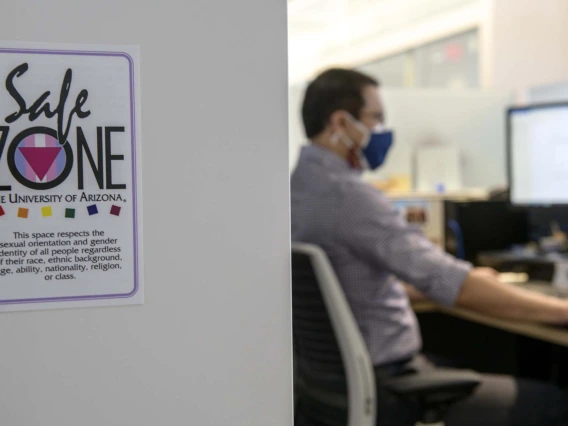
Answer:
[508,102,568,206]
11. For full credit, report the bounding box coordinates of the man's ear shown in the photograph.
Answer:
[329,110,349,133]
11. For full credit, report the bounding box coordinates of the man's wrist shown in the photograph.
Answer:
[558,301,568,324]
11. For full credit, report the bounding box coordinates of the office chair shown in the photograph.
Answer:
[292,243,481,426]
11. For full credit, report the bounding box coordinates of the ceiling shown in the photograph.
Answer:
[287,0,479,82]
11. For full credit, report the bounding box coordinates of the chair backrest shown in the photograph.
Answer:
[292,243,376,426]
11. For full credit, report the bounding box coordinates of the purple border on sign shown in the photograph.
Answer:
[0,47,139,305]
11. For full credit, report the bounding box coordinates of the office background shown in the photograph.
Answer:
[288,0,568,191]
[0,2,292,426]
[290,4,568,424]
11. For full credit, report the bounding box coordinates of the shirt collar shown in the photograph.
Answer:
[300,144,361,175]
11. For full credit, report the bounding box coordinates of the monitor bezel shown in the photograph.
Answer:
[507,101,568,207]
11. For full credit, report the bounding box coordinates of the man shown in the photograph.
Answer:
[291,68,568,426]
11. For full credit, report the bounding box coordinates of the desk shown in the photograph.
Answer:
[477,250,565,282]
[413,301,568,348]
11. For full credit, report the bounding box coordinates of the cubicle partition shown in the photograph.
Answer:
[289,87,513,192]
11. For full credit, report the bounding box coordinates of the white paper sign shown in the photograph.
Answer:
[0,41,143,311]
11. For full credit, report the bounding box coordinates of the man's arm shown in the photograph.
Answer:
[338,185,472,308]
[403,269,499,302]
[338,184,568,324]
[402,283,428,302]
[457,269,568,324]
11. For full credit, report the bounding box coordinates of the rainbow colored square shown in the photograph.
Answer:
[41,206,52,217]
[17,208,29,219]
[87,204,98,216]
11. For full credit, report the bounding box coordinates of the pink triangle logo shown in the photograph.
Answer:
[19,147,62,181]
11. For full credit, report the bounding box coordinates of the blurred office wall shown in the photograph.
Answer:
[288,0,568,188]
[490,0,568,99]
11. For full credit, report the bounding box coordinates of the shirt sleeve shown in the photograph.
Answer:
[337,182,472,307]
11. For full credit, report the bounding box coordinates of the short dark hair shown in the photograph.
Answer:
[301,68,379,139]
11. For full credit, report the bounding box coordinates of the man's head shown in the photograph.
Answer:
[302,68,385,152]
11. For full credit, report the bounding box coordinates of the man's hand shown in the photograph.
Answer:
[473,267,499,279]
[456,268,568,324]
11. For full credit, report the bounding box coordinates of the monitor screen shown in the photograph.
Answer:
[509,103,568,205]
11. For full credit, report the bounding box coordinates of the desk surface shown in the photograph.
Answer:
[413,301,568,347]
[479,251,568,264]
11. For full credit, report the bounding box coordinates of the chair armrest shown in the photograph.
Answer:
[382,370,481,399]
[382,370,482,424]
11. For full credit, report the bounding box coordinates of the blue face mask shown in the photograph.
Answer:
[362,129,394,170]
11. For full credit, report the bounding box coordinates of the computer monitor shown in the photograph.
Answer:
[508,103,568,205]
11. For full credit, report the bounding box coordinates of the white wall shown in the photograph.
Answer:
[376,88,511,189]
[528,81,568,103]
[489,0,568,99]
[0,2,292,426]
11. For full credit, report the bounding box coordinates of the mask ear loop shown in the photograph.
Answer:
[330,132,341,145]
[344,113,371,149]
[331,130,355,149]
[331,114,370,170]
[339,133,371,171]
[330,129,364,169]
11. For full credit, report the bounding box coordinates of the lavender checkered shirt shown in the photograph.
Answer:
[291,144,472,366]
